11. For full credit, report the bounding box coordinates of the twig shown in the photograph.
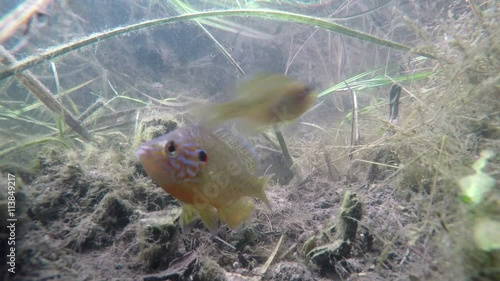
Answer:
[258,234,283,278]
[78,98,104,121]
[213,236,236,250]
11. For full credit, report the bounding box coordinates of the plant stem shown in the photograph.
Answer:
[0,9,435,81]
[0,46,92,141]
[274,125,294,167]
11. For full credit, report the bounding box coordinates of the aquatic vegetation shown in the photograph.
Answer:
[458,150,499,253]
[1,0,499,280]
[459,150,495,206]
[0,8,433,81]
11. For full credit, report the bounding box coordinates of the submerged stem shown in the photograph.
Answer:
[274,125,294,167]
[0,9,434,81]
[0,46,92,141]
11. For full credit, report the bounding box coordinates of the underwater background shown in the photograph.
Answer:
[0,1,499,280]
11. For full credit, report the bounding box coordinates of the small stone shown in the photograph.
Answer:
[137,208,181,269]
[270,261,314,281]
[194,257,227,281]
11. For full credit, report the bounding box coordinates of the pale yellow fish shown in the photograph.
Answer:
[136,125,271,233]
[191,73,316,134]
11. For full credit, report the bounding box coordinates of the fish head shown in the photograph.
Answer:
[136,128,208,187]
[272,84,316,121]
[290,84,316,105]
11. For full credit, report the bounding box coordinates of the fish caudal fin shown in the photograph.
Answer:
[218,197,255,230]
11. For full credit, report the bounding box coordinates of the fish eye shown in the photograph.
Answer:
[166,141,177,157]
[198,150,208,162]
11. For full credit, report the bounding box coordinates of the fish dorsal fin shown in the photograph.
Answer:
[213,128,258,173]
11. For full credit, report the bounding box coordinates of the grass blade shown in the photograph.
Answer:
[0,9,435,81]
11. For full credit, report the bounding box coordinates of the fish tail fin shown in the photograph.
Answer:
[218,197,255,230]
[255,175,273,211]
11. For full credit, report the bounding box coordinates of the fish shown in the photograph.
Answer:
[136,125,271,233]
[191,73,316,134]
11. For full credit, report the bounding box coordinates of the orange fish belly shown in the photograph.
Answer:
[163,184,197,205]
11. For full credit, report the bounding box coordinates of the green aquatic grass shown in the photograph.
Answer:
[169,1,247,75]
[56,115,65,139]
[0,111,57,131]
[0,9,435,81]
[50,61,80,116]
[166,0,274,39]
[101,92,149,106]
[0,76,98,143]
[10,77,98,115]
[313,59,432,124]
[317,59,432,98]
[0,136,70,159]
[0,4,434,161]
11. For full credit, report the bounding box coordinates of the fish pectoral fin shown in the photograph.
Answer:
[197,205,219,235]
[218,197,255,230]
[180,204,199,233]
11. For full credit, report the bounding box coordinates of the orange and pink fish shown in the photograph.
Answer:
[136,125,271,233]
